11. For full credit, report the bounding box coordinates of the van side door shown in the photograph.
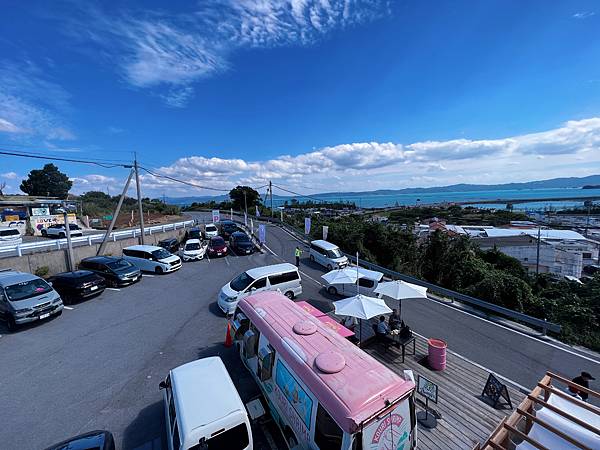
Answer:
[0,289,7,318]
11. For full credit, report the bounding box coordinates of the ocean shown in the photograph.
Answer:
[269,187,600,210]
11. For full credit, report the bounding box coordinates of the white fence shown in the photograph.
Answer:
[0,220,195,258]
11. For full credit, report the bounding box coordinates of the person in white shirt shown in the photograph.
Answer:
[342,315,358,331]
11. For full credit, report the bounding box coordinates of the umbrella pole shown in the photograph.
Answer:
[399,299,402,323]
[356,251,359,296]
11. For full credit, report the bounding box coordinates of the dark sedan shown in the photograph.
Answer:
[79,256,142,287]
[44,430,115,450]
[219,220,239,239]
[48,270,106,304]
[208,236,228,257]
[158,237,179,253]
[229,231,255,255]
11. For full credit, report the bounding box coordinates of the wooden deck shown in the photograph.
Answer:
[355,324,526,450]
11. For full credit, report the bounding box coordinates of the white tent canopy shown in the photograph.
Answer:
[374,280,428,301]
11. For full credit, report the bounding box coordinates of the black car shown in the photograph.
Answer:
[158,237,180,253]
[186,227,203,240]
[79,256,142,287]
[220,220,239,239]
[48,270,106,304]
[229,231,255,255]
[44,430,115,450]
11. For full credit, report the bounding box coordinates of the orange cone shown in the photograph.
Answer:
[224,321,233,348]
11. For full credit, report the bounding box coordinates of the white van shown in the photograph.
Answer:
[325,267,383,297]
[122,245,182,274]
[160,357,252,450]
[218,263,302,314]
[0,227,22,247]
[309,239,348,270]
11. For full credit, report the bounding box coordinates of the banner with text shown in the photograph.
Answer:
[322,225,328,240]
[258,224,266,243]
[304,217,311,235]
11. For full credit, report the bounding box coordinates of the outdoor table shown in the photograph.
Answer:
[390,329,416,363]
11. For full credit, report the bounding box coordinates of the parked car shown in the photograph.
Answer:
[0,269,63,331]
[48,270,106,304]
[186,227,203,240]
[218,263,302,314]
[309,239,349,270]
[204,223,218,238]
[44,430,115,450]
[79,256,142,287]
[158,238,180,253]
[41,223,83,238]
[207,236,228,258]
[229,231,254,255]
[179,239,207,262]
[159,357,252,450]
[122,245,182,274]
[219,220,239,239]
[0,227,22,247]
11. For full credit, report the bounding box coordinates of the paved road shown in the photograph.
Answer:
[0,246,299,450]
[189,212,600,395]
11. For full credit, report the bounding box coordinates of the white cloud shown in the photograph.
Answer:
[62,1,388,107]
[0,60,76,140]
[573,11,595,19]
[115,117,600,196]
[1,172,18,180]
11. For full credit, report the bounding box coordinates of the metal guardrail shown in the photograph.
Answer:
[266,219,562,335]
[0,220,194,258]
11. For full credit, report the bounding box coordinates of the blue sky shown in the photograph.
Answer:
[1,0,600,197]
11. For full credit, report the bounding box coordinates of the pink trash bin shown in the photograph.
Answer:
[428,338,447,371]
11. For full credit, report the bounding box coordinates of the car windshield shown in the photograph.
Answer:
[327,248,343,258]
[69,224,80,230]
[236,234,250,242]
[5,278,53,301]
[185,242,201,250]
[211,237,225,247]
[107,259,133,270]
[206,225,217,231]
[230,272,255,292]
[152,248,172,259]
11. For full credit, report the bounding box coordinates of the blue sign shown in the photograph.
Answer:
[304,217,311,235]
[258,224,266,243]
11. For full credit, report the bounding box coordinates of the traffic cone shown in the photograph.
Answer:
[224,321,233,348]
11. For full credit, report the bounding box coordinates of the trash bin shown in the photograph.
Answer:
[428,338,447,371]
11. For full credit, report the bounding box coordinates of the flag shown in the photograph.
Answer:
[258,224,266,243]
[250,219,254,235]
[304,217,311,235]
[230,208,233,220]
[244,212,248,226]
[255,205,260,217]
[323,225,328,240]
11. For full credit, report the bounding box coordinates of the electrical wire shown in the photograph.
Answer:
[0,145,132,164]
[272,183,325,203]
[0,149,130,168]
[138,166,231,192]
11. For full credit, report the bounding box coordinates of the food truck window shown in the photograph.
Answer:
[314,404,343,450]
[258,345,275,381]
[352,433,363,450]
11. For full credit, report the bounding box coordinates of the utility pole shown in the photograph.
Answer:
[134,153,145,245]
[269,180,274,219]
[62,202,75,272]
[97,169,135,256]
[535,225,541,276]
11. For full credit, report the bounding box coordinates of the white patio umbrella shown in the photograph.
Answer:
[321,267,365,286]
[334,294,392,344]
[374,280,428,321]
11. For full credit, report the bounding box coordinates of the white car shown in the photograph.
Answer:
[204,223,218,238]
[0,227,22,247]
[41,224,83,238]
[179,239,208,262]
[122,245,182,274]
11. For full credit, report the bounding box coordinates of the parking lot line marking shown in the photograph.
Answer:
[225,257,230,266]
[300,270,325,287]
[143,274,155,278]
[263,243,278,257]
[63,306,74,310]
[106,288,121,291]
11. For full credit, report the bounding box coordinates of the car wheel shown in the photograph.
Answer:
[6,315,17,332]
[155,266,164,275]
[284,291,294,300]
[309,254,315,262]
[327,264,333,271]
[41,229,47,237]
[327,286,338,295]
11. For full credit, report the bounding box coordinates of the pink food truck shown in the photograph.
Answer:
[232,291,417,450]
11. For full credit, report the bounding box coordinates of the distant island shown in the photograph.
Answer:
[582,184,600,189]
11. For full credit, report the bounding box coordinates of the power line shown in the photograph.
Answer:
[138,166,231,192]
[0,149,130,168]
[0,145,132,164]
[272,183,325,203]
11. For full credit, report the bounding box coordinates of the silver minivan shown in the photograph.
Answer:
[0,269,63,331]
[309,239,349,270]
[0,227,22,247]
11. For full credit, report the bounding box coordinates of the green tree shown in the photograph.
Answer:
[229,186,261,211]
[20,163,72,198]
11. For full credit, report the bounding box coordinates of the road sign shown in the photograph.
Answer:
[212,210,220,223]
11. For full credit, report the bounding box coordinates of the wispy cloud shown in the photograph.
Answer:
[60,1,389,107]
[573,11,595,19]
[129,117,600,195]
[0,60,76,140]
[107,126,125,135]
[0,172,18,180]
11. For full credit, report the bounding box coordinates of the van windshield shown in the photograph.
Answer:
[5,279,53,301]
[327,248,343,258]
[152,248,172,260]
[230,272,255,292]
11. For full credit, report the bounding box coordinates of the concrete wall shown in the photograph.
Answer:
[0,228,186,276]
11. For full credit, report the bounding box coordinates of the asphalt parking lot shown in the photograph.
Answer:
[0,240,312,450]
